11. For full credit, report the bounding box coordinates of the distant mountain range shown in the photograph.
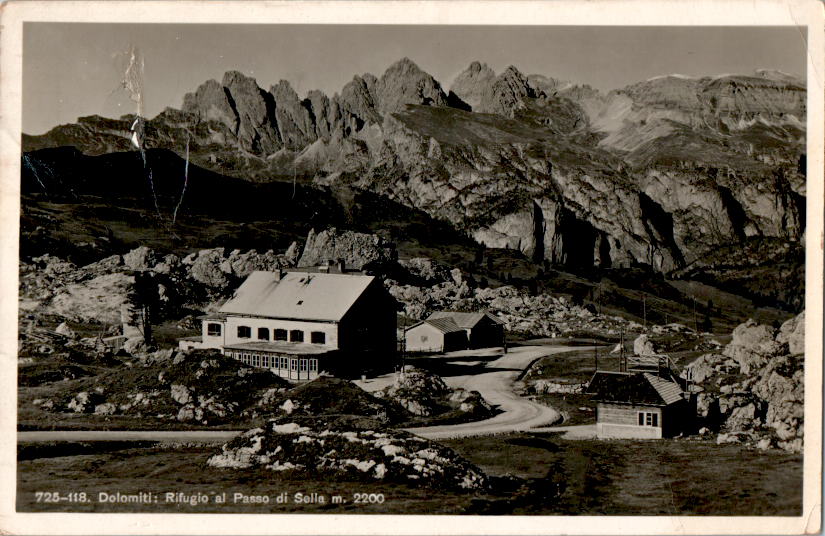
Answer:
[22,58,806,307]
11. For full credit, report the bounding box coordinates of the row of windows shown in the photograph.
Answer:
[236,326,325,344]
[233,351,319,372]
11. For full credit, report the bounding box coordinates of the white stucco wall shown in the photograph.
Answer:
[596,422,663,439]
[596,404,663,439]
[405,323,445,352]
[200,319,226,349]
[223,316,339,348]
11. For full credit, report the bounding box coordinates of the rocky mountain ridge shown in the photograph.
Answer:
[23,59,806,283]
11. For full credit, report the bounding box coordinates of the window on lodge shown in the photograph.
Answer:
[252,354,260,367]
[290,330,304,343]
[262,355,270,367]
[310,331,326,344]
[274,329,288,341]
[300,359,308,372]
[237,326,252,339]
[278,357,288,369]
[291,359,298,371]
[638,411,659,427]
[257,327,270,340]
[309,359,318,371]
[207,323,222,336]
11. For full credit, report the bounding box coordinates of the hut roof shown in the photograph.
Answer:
[220,271,374,322]
[427,310,504,328]
[585,371,684,406]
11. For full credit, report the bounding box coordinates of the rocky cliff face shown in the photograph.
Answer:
[23,60,806,284]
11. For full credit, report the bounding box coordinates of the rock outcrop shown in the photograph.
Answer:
[297,227,397,270]
[207,418,489,490]
[686,313,804,452]
[373,366,492,418]
[633,334,656,356]
[39,350,290,424]
[388,268,647,338]
[20,245,296,326]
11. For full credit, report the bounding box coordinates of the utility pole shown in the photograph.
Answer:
[399,315,406,372]
[642,294,647,329]
[619,328,625,372]
[692,296,698,332]
[593,339,599,372]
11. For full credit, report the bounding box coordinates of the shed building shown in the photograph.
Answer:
[585,371,690,439]
[404,317,468,352]
[426,311,505,349]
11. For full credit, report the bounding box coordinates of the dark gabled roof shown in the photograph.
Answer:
[425,317,465,334]
[404,317,464,334]
[427,310,504,328]
[644,373,685,405]
[585,371,684,406]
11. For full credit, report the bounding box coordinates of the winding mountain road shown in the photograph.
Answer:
[401,345,588,439]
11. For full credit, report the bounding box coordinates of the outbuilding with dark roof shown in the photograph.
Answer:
[585,371,692,439]
[403,317,469,353]
[426,310,505,349]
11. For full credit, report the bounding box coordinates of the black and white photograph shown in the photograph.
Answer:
[2,1,822,534]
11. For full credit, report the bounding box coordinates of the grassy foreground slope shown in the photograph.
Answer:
[17,433,801,515]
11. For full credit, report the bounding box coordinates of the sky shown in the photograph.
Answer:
[23,23,807,134]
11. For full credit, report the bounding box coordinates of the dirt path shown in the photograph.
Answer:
[402,345,588,440]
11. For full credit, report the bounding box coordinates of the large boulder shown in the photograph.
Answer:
[297,228,397,270]
[776,312,805,355]
[399,257,452,284]
[633,334,656,356]
[226,249,288,279]
[184,248,233,289]
[374,367,451,417]
[123,246,158,271]
[723,319,784,374]
[48,272,137,324]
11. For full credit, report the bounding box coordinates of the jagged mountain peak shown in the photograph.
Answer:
[500,65,525,78]
[270,79,299,99]
[450,62,497,111]
[221,70,259,87]
[374,57,448,114]
[383,56,424,75]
